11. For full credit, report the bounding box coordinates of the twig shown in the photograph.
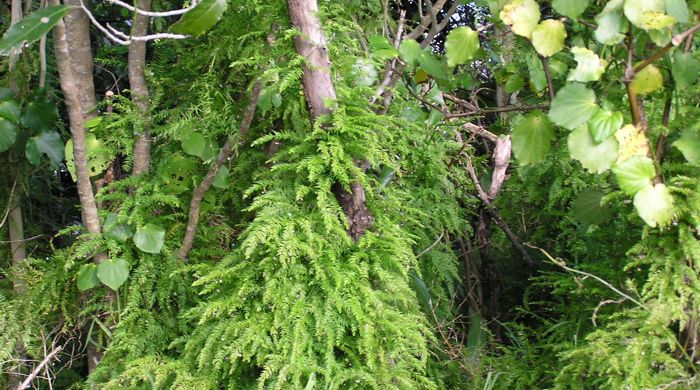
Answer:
[105,0,197,17]
[0,176,18,230]
[635,22,700,72]
[416,231,445,258]
[18,345,63,390]
[539,55,555,100]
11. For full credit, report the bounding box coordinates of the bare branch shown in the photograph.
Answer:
[18,346,63,390]
[105,0,197,17]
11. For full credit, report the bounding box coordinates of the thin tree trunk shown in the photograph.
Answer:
[288,0,373,241]
[51,0,106,373]
[129,0,152,175]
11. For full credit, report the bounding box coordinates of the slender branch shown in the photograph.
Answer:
[416,231,445,258]
[447,104,549,118]
[178,79,264,260]
[540,55,555,100]
[18,345,63,390]
[635,22,700,72]
[405,0,447,40]
[422,0,459,48]
[105,0,197,17]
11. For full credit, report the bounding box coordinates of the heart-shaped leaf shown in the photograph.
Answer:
[134,224,166,254]
[0,6,71,56]
[180,131,206,158]
[552,0,590,19]
[445,26,480,66]
[568,124,619,173]
[588,109,623,143]
[399,39,422,67]
[169,0,227,36]
[531,19,566,57]
[21,99,58,133]
[417,51,449,80]
[548,83,598,130]
[633,183,674,228]
[500,0,541,38]
[512,110,554,165]
[0,119,18,152]
[65,132,111,180]
[568,47,607,83]
[631,64,663,94]
[103,213,134,243]
[97,258,130,291]
[0,100,21,124]
[77,263,99,291]
[612,156,656,195]
[25,131,64,166]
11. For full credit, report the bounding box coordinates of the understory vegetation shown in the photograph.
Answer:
[1,0,700,388]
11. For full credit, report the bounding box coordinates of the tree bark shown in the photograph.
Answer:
[288,0,373,241]
[129,0,152,175]
[62,0,97,119]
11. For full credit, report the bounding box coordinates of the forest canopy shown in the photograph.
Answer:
[1,0,700,388]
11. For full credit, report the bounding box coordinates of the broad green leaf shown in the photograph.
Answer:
[0,6,71,56]
[568,124,619,173]
[65,133,111,181]
[180,131,206,158]
[631,64,663,94]
[505,73,525,93]
[96,258,130,291]
[212,165,229,189]
[103,213,133,243]
[0,87,13,100]
[77,264,99,291]
[0,119,18,152]
[568,47,607,82]
[633,183,674,227]
[648,28,672,46]
[665,0,690,22]
[445,26,480,66]
[526,53,546,92]
[169,0,227,36]
[399,39,422,67]
[548,83,598,130]
[615,124,650,162]
[134,224,166,254]
[512,111,554,165]
[623,0,669,30]
[21,100,58,133]
[418,52,449,80]
[367,36,399,60]
[588,109,623,143]
[673,127,700,163]
[25,131,64,166]
[158,153,197,195]
[573,189,612,225]
[0,100,21,124]
[531,20,566,57]
[499,0,541,38]
[552,0,590,19]
[671,51,699,89]
[612,156,656,195]
[595,1,627,44]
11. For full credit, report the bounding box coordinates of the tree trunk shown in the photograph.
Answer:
[62,0,97,119]
[129,0,152,176]
[51,0,107,373]
[287,0,373,240]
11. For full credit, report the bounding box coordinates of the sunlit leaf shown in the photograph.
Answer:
[588,109,623,143]
[595,0,627,45]
[633,183,674,227]
[612,156,656,195]
[623,0,670,30]
[77,264,99,291]
[399,39,422,67]
[548,83,598,130]
[568,124,619,173]
[573,189,612,225]
[512,111,554,165]
[0,6,71,56]
[499,0,541,38]
[97,258,130,291]
[531,20,566,57]
[180,130,206,158]
[567,47,607,82]
[65,133,111,181]
[169,0,227,36]
[445,26,480,66]
[631,64,663,94]
[134,224,166,254]
[552,0,590,19]
[673,127,700,163]
[367,36,399,60]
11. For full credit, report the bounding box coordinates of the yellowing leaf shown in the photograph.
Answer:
[612,156,656,195]
[500,0,541,38]
[631,64,663,94]
[568,47,607,82]
[623,0,667,30]
[615,124,650,162]
[531,20,567,57]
